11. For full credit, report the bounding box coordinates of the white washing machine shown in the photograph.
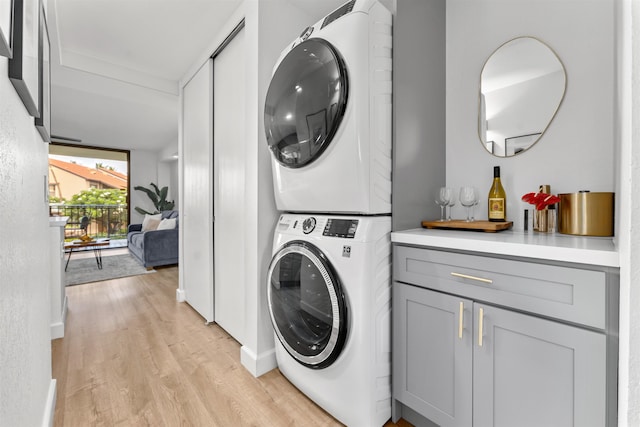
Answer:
[267,213,391,426]
[263,0,392,215]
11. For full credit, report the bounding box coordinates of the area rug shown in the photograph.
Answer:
[65,254,155,286]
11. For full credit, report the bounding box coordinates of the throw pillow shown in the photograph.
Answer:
[156,218,177,230]
[143,218,161,232]
[142,213,162,231]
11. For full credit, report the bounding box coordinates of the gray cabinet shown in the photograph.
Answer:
[473,303,606,427]
[392,246,618,427]
[394,284,472,426]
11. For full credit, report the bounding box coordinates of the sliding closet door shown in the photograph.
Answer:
[213,25,246,343]
[182,60,214,322]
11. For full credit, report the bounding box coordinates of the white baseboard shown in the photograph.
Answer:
[41,379,56,427]
[175,288,185,302]
[241,345,277,377]
[50,296,68,339]
[50,322,64,340]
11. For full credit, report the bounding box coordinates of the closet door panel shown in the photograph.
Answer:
[213,27,246,343]
[182,59,214,322]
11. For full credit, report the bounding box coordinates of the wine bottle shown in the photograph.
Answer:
[488,166,506,222]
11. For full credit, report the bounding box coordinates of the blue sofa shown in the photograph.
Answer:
[127,210,179,269]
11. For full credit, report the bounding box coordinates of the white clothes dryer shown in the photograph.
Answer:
[267,213,391,426]
[264,0,392,215]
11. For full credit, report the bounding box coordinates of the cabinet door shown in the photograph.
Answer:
[393,283,473,427]
[473,304,606,427]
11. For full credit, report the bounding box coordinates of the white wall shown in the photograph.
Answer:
[156,161,178,212]
[0,58,56,426]
[629,4,640,424]
[617,1,640,425]
[157,142,179,211]
[129,149,160,224]
[446,0,614,230]
[169,160,179,211]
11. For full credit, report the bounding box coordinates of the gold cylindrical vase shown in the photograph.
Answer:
[557,192,614,236]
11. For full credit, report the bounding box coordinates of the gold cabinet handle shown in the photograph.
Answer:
[450,272,493,284]
[458,302,464,339]
[478,307,484,347]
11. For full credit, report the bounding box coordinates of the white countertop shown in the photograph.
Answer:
[49,216,69,227]
[392,228,619,267]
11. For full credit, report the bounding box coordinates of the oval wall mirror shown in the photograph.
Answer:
[478,37,566,157]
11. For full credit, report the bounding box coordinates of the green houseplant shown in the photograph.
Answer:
[134,183,175,215]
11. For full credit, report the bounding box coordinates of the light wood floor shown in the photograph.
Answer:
[52,266,412,426]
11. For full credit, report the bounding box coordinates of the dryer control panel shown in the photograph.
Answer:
[322,0,356,29]
[323,218,358,238]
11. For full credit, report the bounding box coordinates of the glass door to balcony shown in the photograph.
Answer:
[48,143,130,245]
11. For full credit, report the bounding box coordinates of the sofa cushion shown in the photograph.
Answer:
[142,213,162,231]
[143,218,161,231]
[157,218,177,230]
[129,231,145,249]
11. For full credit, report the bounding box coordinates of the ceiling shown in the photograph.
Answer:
[48,0,244,153]
[48,0,346,154]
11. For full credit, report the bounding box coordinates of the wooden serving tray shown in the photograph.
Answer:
[421,219,513,233]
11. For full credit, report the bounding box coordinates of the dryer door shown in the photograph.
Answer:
[267,240,348,369]
[264,38,349,169]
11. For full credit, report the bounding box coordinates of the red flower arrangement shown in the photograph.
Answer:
[521,192,560,210]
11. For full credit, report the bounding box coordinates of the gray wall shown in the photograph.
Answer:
[392,0,446,231]
[392,0,615,231]
[446,0,614,229]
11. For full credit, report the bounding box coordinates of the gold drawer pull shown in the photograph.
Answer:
[458,302,464,339]
[450,272,493,284]
[478,307,484,347]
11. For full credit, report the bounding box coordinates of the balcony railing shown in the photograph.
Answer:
[49,204,129,241]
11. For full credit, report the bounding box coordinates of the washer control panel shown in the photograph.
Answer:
[302,217,317,234]
[323,219,358,238]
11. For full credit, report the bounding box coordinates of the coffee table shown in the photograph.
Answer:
[64,239,110,271]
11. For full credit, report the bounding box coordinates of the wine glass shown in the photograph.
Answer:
[447,190,457,221]
[459,186,478,222]
[471,190,479,221]
[435,187,452,221]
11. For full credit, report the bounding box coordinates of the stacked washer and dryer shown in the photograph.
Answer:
[264,1,393,426]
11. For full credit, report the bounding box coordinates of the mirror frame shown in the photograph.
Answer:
[478,36,567,157]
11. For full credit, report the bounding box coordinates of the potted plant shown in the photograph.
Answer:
[134,183,175,215]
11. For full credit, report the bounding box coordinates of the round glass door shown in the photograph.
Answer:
[264,38,349,169]
[267,241,348,369]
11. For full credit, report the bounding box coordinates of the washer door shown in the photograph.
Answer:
[264,38,349,169]
[267,241,348,369]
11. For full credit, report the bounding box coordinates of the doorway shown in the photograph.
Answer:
[48,142,130,245]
